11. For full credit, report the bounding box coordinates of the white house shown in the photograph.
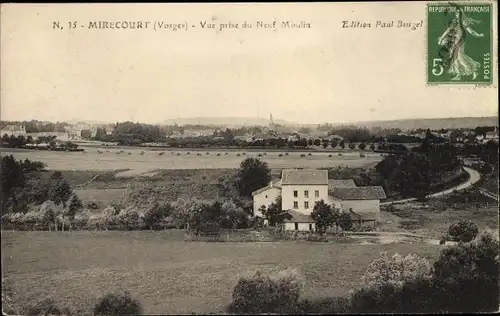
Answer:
[252,168,387,231]
[281,169,329,215]
[252,179,282,217]
[283,210,316,232]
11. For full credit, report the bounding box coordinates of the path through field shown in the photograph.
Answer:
[380,167,481,206]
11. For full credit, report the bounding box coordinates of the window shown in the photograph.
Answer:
[315,190,319,198]
[304,190,309,198]
[304,201,309,209]
[295,223,299,231]
[309,224,313,231]
[293,201,298,209]
[293,190,298,197]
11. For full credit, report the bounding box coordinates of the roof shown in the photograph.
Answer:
[251,180,282,196]
[348,210,379,221]
[284,210,315,223]
[329,186,386,200]
[328,179,356,190]
[281,169,328,185]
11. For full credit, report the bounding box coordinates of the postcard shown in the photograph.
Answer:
[1,2,498,315]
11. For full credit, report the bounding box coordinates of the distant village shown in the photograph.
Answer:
[1,114,498,150]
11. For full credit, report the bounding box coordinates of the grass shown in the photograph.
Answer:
[3,149,382,172]
[381,200,499,238]
[73,168,283,206]
[74,188,128,209]
[1,231,443,315]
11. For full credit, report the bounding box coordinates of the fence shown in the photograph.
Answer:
[183,228,351,242]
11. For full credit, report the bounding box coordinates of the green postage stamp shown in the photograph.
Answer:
[427,2,493,84]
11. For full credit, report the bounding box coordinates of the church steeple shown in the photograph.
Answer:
[269,113,274,129]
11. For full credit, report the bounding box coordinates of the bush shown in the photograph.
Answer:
[87,201,99,210]
[117,206,140,229]
[359,252,431,290]
[349,278,437,313]
[447,220,479,243]
[431,232,500,313]
[349,232,500,314]
[228,268,304,314]
[93,291,142,316]
[296,297,350,314]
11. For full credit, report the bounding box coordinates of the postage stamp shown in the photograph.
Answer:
[427,2,493,84]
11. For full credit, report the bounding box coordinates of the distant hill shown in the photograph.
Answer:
[337,117,499,130]
[66,119,112,125]
[161,116,497,130]
[161,117,295,127]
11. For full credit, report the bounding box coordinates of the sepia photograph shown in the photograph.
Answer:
[1,1,498,315]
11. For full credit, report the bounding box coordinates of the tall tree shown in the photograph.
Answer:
[337,212,354,232]
[49,180,73,208]
[236,158,271,198]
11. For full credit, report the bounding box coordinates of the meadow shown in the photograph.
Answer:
[1,231,442,315]
[2,148,382,172]
[379,200,499,238]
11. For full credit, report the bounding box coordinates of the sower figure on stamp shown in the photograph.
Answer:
[438,9,484,81]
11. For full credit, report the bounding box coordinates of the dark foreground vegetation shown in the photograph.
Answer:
[3,229,497,315]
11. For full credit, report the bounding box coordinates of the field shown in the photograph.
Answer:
[2,148,382,172]
[379,201,499,238]
[3,148,379,208]
[1,231,443,315]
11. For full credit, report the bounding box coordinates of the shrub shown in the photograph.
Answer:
[228,268,304,314]
[296,297,350,314]
[359,252,431,290]
[447,220,479,243]
[431,232,500,313]
[87,201,99,210]
[349,232,500,314]
[118,206,140,229]
[93,291,142,316]
[349,278,437,313]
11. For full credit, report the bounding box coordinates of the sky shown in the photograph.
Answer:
[1,2,498,125]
